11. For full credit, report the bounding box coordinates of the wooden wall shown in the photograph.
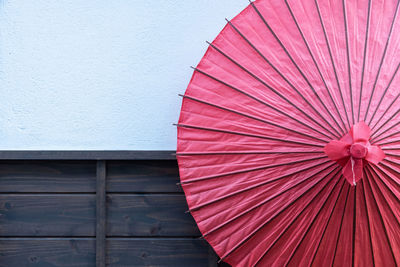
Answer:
[0,152,228,267]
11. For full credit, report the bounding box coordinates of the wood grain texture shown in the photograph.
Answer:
[0,239,218,267]
[0,195,96,236]
[0,238,95,267]
[106,194,199,237]
[0,195,198,237]
[0,161,96,192]
[107,161,181,193]
[0,156,225,266]
[106,238,218,267]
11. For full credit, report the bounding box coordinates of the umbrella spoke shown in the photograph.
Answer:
[199,164,337,238]
[363,167,398,266]
[367,63,400,126]
[205,42,339,139]
[180,94,327,143]
[217,167,341,263]
[189,161,335,212]
[253,173,343,267]
[308,177,349,266]
[370,96,400,143]
[367,165,400,227]
[180,152,328,184]
[331,183,352,267]
[192,66,333,141]
[342,0,355,125]
[363,0,400,123]
[357,0,372,122]
[360,178,376,267]
[283,178,346,267]
[229,6,344,137]
[176,123,324,150]
[370,92,400,135]
[284,0,348,134]
[313,0,352,130]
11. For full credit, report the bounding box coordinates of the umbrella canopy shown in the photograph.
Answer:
[177,0,400,266]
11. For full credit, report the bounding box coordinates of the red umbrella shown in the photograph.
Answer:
[177,0,400,266]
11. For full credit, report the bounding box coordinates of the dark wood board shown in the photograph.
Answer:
[0,161,96,193]
[0,194,197,237]
[0,238,218,267]
[106,194,199,237]
[107,161,182,193]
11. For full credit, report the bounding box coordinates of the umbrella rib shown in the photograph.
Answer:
[314,0,351,130]
[376,137,400,147]
[363,167,398,266]
[331,183,352,267]
[369,101,400,143]
[370,91,400,135]
[283,178,346,267]
[342,0,354,125]
[367,165,400,227]
[360,178,376,267]
[309,179,350,267]
[363,0,400,123]
[181,94,327,143]
[201,163,337,239]
[375,164,400,198]
[181,152,328,185]
[357,0,372,122]
[368,63,400,126]
[253,173,342,267]
[192,66,333,140]
[189,160,334,212]
[217,167,340,263]
[176,123,324,149]
[374,161,400,192]
[205,42,338,140]
[176,151,323,156]
[284,0,347,134]
[230,6,344,137]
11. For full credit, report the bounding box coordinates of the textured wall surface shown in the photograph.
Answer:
[0,0,247,150]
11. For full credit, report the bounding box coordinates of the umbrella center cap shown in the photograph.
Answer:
[350,143,368,159]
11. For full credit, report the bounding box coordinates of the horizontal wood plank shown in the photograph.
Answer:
[107,161,181,193]
[107,194,199,236]
[0,195,197,237]
[0,238,95,267]
[0,195,96,236]
[0,161,96,192]
[107,238,217,267]
[0,239,218,267]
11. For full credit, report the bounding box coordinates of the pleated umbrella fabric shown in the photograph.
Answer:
[177,0,400,266]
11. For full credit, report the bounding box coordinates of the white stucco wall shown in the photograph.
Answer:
[0,0,247,150]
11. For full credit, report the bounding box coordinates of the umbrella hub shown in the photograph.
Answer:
[324,122,385,186]
[350,143,368,159]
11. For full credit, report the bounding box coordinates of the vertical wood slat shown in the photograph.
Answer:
[96,160,106,267]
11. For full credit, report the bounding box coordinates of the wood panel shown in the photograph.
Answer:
[106,194,199,236]
[0,155,225,266]
[0,238,95,267]
[0,161,96,192]
[0,195,96,236]
[107,161,181,193]
[0,194,197,237]
[106,239,217,267]
[0,239,217,267]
